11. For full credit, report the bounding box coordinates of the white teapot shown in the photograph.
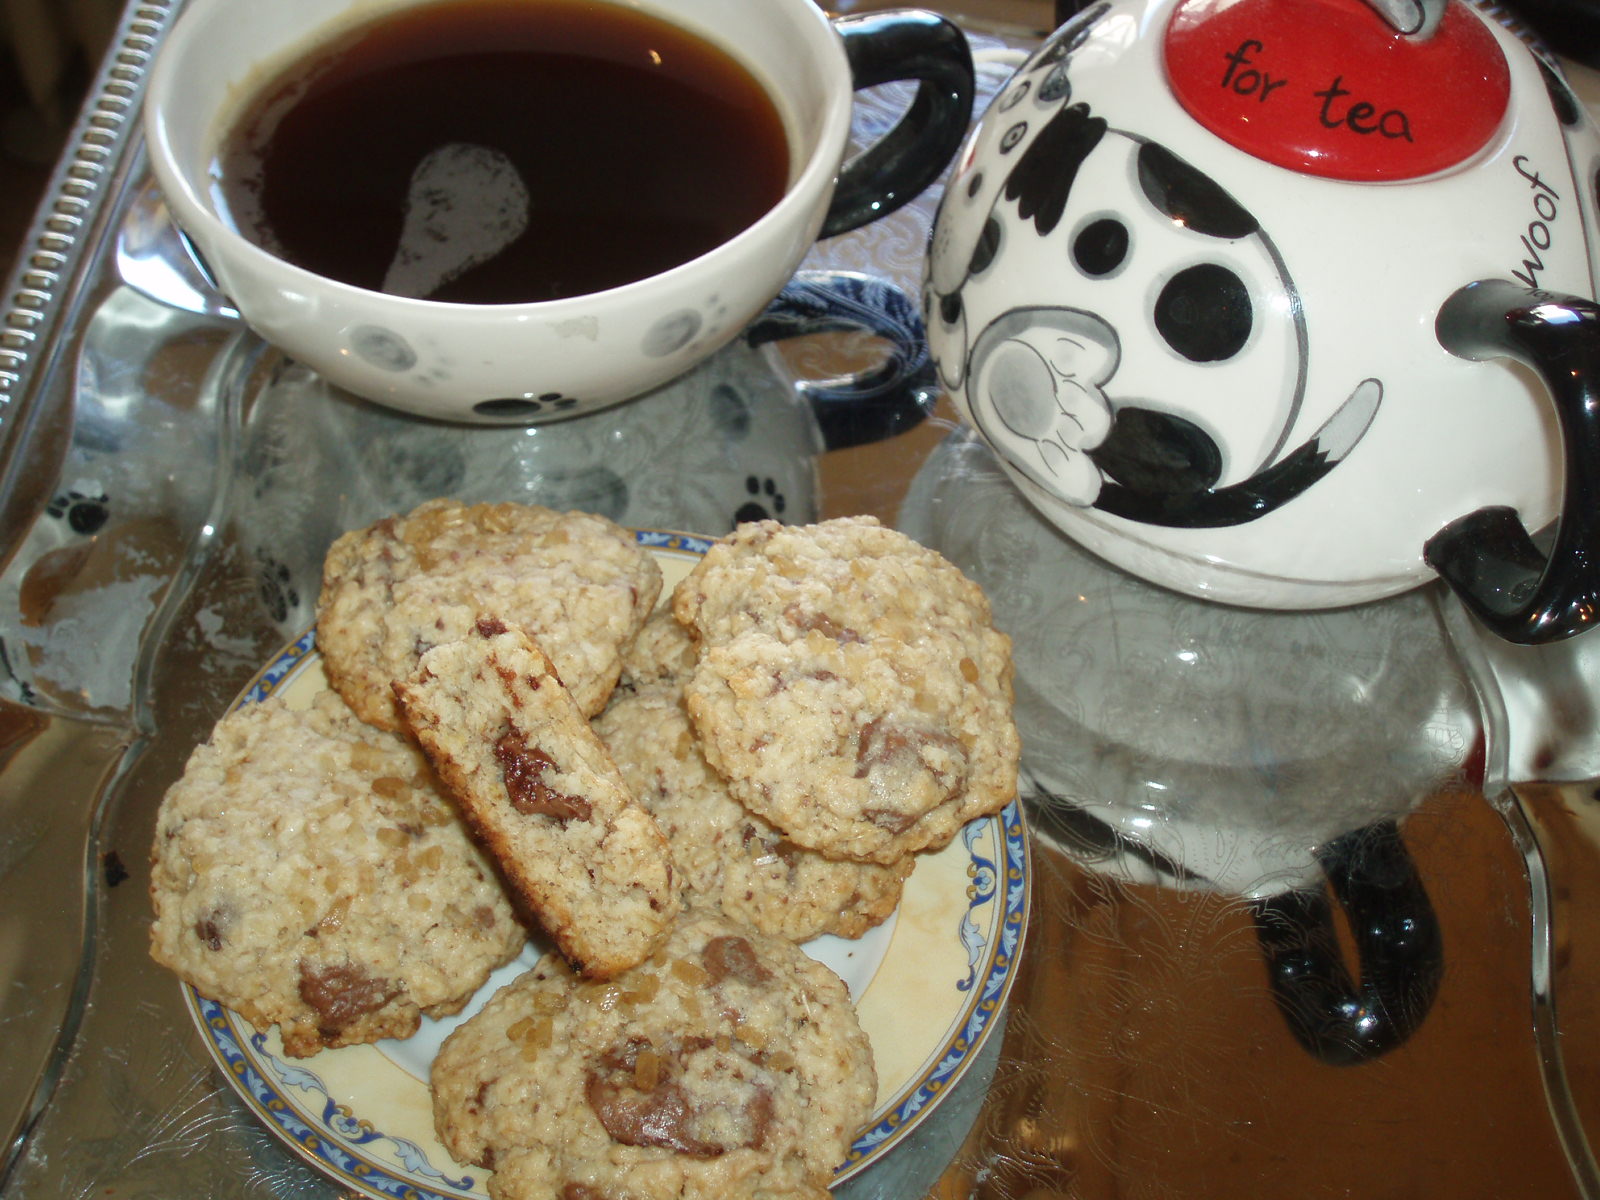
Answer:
[925,0,1600,642]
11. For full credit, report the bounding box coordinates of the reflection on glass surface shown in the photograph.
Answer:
[902,428,1478,897]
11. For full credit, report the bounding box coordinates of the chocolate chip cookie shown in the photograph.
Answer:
[595,678,912,943]
[318,500,661,731]
[431,907,876,1200]
[672,517,1019,864]
[148,689,527,1057]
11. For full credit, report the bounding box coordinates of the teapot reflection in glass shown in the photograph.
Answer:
[902,428,1474,1062]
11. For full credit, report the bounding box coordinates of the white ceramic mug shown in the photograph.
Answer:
[143,0,971,424]
[925,0,1600,642]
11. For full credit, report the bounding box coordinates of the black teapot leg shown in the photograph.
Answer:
[1252,819,1443,1065]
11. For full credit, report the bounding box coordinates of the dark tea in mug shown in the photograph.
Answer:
[213,0,790,304]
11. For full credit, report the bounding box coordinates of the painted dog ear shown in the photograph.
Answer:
[1005,102,1108,237]
[1136,141,1259,238]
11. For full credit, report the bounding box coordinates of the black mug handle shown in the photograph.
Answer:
[1252,820,1443,1066]
[822,10,975,239]
[746,269,937,450]
[1425,279,1600,644]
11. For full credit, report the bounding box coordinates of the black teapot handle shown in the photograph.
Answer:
[746,269,937,450]
[1251,820,1443,1065]
[1425,280,1600,645]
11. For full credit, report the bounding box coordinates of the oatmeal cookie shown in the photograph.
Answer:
[431,908,876,1200]
[394,621,680,978]
[148,689,526,1057]
[620,605,700,686]
[673,515,999,649]
[672,517,1018,864]
[317,500,661,731]
[595,679,911,943]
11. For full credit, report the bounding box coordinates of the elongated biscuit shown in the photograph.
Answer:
[395,620,679,978]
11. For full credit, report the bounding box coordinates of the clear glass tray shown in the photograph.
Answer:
[5,4,1600,1198]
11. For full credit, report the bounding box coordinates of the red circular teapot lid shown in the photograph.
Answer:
[1163,0,1511,181]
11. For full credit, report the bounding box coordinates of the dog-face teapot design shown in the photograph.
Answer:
[926,0,1600,641]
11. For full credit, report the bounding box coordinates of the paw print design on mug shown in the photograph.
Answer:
[735,476,788,525]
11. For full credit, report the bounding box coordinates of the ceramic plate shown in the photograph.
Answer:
[181,529,1030,1197]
